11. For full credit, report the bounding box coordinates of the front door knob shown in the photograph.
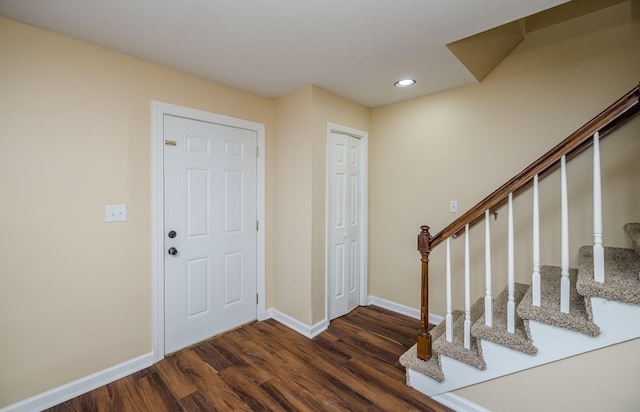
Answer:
[168,247,178,256]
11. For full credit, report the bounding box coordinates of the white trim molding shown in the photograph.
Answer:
[432,393,491,412]
[266,308,329,338]
[266,296,444,340]
[151,101,266,362]
[0,353,153,412]
[368,295,444,326]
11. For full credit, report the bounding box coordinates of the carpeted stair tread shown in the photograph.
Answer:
[399,314,447,382]
[433,302,486,370]
[399,345,444,383]
[624,223,640,256]
[577,245,640,307]
[472,283,537,355]
[517,266,600,337]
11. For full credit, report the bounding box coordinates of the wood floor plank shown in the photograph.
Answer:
[153,356,197,401]
[346,357,446,411]
[107,375,148,412]
[170,349,251,411]
[135,372,180,411]
[311,333,353,365]
[347,310,417,345]
[354,305,420,331]
[327,318,406,366]
[272,346,374,411]
[264,319,328,363]
[259,376,340,412]
[245,319,291,353]
[354,327,409,356]
[227,330,359,411]
[195,339,247,370]
[308,347,419,412]
[177,392,218,412]
[79,385,113,412]
[218,365,286,411]
[44,306,452,412]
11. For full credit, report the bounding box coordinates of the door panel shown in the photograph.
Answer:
[186,257,209,317]
[164,114,257,354]
[224,171,243,232]
[350,240,358,293]
[334,243,345,299]
[186,168,209,238]
[224,251,243,304]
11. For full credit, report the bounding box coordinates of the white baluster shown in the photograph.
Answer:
[446,238,453,342]
[507,193,515,333]
[561,155,570,313]
[532,174,541,307]
[464,224,471,349]
[593,132,605,283]
[484,210,493,327]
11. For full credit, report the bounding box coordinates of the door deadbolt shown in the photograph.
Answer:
[168,230,177,238]
[168,247,178,256]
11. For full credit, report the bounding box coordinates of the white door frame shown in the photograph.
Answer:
[325,122,368,320]
[151,101,266,362]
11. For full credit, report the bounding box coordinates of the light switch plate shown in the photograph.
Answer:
[106,204,127,222]
[449,200,458,213]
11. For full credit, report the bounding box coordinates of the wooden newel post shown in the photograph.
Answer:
[417,225,432,361]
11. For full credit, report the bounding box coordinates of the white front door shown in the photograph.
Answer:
[328,132,362,320]
[163,114,257,354]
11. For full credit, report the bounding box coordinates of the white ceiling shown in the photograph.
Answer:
[0,0,568,107]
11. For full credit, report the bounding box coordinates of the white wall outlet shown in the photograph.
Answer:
[106,204,127,222]
[449,200,458,213]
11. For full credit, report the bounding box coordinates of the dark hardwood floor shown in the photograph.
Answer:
[46,306,451,411]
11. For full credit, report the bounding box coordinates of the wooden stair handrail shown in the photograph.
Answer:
[416,84,640,361]
[430,84,640,249]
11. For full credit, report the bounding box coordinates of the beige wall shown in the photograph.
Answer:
[310,86,371,324]
[273,86,314,324]
[0,14,370,407]
[371,0,640,311]
[273,86,370,325]
[370,2,640,409]
[0,17,275,407]
[456,337,640,411]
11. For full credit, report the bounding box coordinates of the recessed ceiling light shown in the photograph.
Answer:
[394,79,416,88]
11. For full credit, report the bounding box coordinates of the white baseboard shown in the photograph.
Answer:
[1,352,154,412]
[265,297,443,340]
[432,393,490,412]
[367,295,444,325]
[265,308,328,338]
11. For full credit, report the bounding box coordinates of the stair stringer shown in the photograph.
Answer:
[405,297,640,397]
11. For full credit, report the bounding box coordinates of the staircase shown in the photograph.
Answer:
[400,222,640,396]
[399,85,640,398]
